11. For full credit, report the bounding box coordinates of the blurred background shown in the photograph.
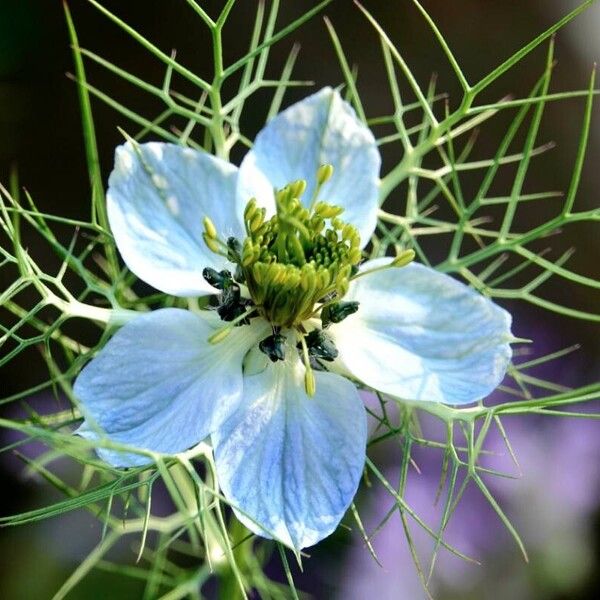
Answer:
[0,1,598,598]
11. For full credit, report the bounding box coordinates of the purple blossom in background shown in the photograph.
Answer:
[338,357,600,599]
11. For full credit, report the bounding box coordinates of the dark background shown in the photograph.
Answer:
[1,1,598,598]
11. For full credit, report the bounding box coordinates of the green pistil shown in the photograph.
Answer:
[238,168,362,327]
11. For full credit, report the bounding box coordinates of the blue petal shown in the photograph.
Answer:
[74,309,268,466]
[108,142,244,296]
[213,355,367,549]
[237,87,381,247]
[330,260,513,405]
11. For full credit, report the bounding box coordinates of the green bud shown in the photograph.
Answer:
[286,271,301,289]
[269,264,286,285]
[239,179,367,327]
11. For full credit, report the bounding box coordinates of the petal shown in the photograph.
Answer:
[330,260,513,405]
[213,355,367,549]
[74,308,268,466]
[237,87,381,247]
[108,142,244,296]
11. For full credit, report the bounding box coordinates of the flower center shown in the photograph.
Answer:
[239,176,361,328]
[201,164,415,396]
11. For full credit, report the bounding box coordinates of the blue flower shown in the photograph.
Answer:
[74,87,512,549]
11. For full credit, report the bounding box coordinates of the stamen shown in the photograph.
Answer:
[202,216,231,257]
[208,306,257,344]
[217,285,249,323]
[392,248,416,267]
[237,169,362,327]
[316,163,334,185]
[298,334,316,397]
[202,165,367,369]
[350,248,416,281]
[309,163,334,210]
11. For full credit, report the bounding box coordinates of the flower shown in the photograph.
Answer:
[74,87,513,550]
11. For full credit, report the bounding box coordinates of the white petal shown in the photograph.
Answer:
[74,309,268,466]
[237,87,381,247]
[330,260,513,405]
[213,355,367,549]
[108,142,244,296]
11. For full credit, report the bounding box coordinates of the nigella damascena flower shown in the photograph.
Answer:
[74,87,513,549]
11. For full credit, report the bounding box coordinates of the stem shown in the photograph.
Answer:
[210,26,228,159]
[47,293,137,326]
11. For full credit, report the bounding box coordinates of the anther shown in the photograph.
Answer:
[392,248,416,268]
[217,285,249,323]
[293,179,307,198]
[302,329,338,362]
[259,333,287,362]
[321,301,360,327]
[202,268,232,290]
[298,334,316,397]
[226,237,242,263]
[203,234,221,254]
[316,164,334,185]
[304,369,316,397]
[244,198,257,221]
[203,216,217,240]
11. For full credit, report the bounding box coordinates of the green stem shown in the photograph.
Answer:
[210,26,228,159]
